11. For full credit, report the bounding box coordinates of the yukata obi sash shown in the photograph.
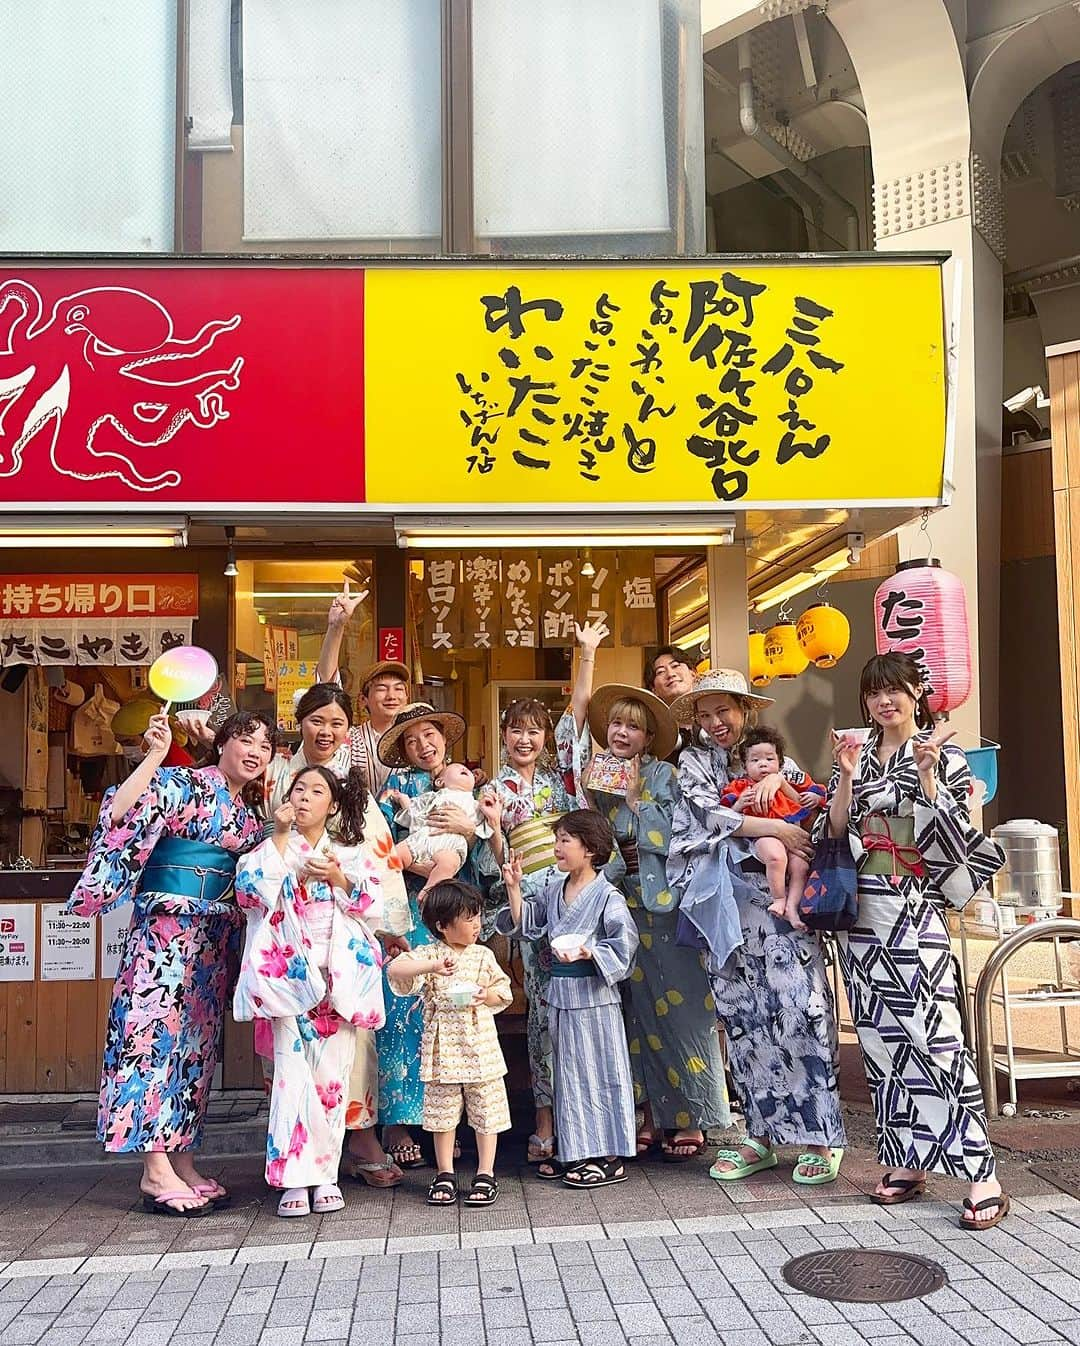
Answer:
[137,836,239,910]
[859,813,925,879]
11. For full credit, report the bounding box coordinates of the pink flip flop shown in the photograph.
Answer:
[193,1181,231,1208]
[141,1191,211,1218]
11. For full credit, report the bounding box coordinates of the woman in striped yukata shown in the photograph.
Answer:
[823,652,1008,1229]
[499,809,638,1188]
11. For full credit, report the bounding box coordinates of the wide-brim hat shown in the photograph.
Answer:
[669,668,774,725]
[359,660,410,695]
[587,684,679,762]
[377,701,467,767]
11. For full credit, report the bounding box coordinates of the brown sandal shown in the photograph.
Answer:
[960,1193,1010,1230]
[870,1173,925,1206]
[341,1157,402,1188]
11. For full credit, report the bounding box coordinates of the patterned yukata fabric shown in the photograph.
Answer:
[820,736,1005,1181]
[589,753,730,1133]
[491,710,588,1113]
[670,746,846,1149]
[375,768,494,1126]
[69,767,263,1153]
[236,833,387,1187]
[498,873,638,1164]
[422,1079,511,1134]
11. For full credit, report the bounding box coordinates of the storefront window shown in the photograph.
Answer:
[238,0,442,246]
[0,0,177,252]
[232,558,374,730]
[471,0,705,255]
[662,560,709,653]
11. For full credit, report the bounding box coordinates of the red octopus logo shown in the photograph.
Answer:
[0,279,243,492]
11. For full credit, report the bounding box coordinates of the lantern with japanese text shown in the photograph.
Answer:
[748,631,771,686]
[764,622,809,679]
[796,603,850,669]
[873,559,971,713]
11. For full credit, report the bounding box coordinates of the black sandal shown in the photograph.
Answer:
[536,1157,571,1181]
[426,1172,458,1206]
[562,1157,628,1189]
[465,1173,499,1205]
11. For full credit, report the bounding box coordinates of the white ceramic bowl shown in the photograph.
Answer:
[445,981,480,1008]
[550,934,586,956]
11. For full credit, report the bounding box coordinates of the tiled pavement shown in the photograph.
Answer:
[3,1118,1080,1345]
[4,1194,1080,1345]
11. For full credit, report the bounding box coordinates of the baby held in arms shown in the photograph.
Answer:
[721,726,825,931]
[384,762,489,899]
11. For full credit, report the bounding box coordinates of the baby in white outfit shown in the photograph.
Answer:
[386,763,489,898]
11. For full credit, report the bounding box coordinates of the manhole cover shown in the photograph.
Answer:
[782,1250,947,1303]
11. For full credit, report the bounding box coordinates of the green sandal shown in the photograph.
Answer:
[792,1148,844,1185]
[709,1137,778,1182]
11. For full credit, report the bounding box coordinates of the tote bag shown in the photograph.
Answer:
[799,833,859,931]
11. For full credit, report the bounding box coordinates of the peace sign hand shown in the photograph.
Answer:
[327,578,368,629]
[913,723,956,782]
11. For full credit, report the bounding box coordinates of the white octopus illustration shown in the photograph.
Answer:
[0,279,243,491]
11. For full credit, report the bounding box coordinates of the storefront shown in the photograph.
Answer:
[0,253,950,1091]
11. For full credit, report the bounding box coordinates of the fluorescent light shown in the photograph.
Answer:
[400,532,733,549]
[0,532,185,549]
[253,590,350,598]
[0,514,188,548]
[750,533,863,613]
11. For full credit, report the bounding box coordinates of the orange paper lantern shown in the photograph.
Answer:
[796,603,850,669]
[747,631,772,686]
[764,622,809,679]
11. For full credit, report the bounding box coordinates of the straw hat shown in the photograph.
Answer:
[377,701,467,767]
[586,684,679,762]
[669,668,775,725]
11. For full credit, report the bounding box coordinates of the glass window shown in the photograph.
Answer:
[471,0,705,254]
[241,0,441,244]
[0,0,176,252]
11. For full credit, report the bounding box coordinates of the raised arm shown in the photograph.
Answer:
[113,713,171,818]
[827,737,860,838]
[570,619,608,734]
[314,580,367,684]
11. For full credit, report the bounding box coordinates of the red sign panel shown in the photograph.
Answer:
[0,268,364,507]
[378,626,405,662]
[0,573,198,618]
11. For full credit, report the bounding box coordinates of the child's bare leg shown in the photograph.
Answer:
[785,853,811,930]
[392,840,414,870]
[417,849,465,900]
[431,1130,456,1181]
[476,1131,498,1177]
[756,836,790,916]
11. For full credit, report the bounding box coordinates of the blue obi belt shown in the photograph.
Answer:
[549,958,597,979]
[137,836,239,906]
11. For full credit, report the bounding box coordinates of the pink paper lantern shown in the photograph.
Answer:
[873,559,972,714]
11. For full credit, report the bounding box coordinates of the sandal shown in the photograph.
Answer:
[192,1180,231,1208]
[709,1138,778,1182]
[140,1190,210,1218]
[662,1130,707,1163]
[870,1173,925,1206]
[563,1157,628,1189]
[959,1192,1010,1231]
[312,1183,345,1213]
[793,1149,844,1186]
[426,1172,459,1206]
[527,1133,557,1164]
[636,1129,661,1156]
[341,1157,402,1189]
[465,1173,499,1205]
[536,1158,573,1181]
[386,1139,426,1170]
[277,1187,311,1219]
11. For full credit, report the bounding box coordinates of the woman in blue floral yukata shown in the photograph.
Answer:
[69,710,276,1217]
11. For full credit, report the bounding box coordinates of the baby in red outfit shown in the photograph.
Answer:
[721,726,824,930]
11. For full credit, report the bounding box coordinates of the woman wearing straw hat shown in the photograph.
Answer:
[667,670,846,1187]
[580,684,730,1163]
[375,702,487,1171]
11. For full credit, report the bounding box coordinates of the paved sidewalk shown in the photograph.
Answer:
[3,1195,1080,1345]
